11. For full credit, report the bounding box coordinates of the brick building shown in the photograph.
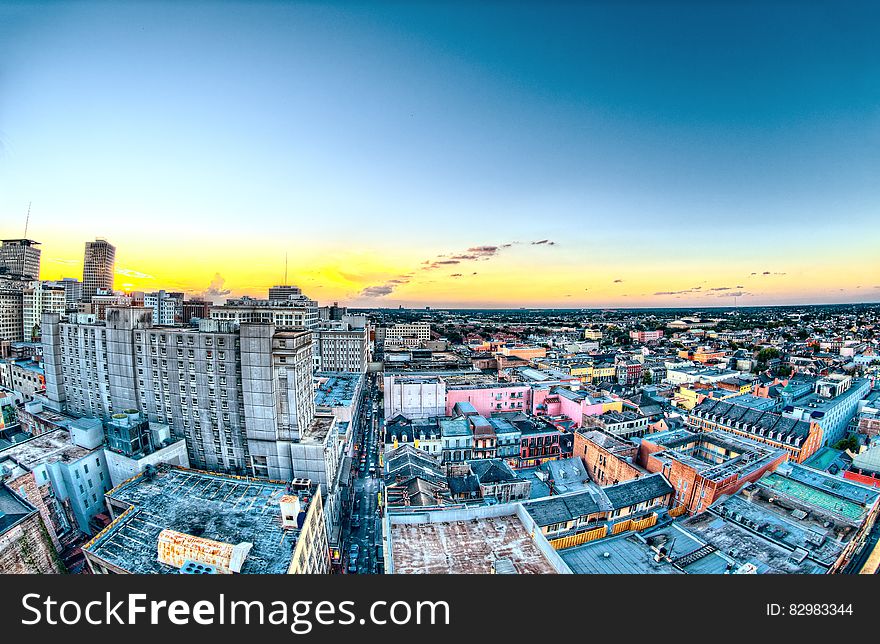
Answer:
[573,429,642,486]
[637,429,789,514]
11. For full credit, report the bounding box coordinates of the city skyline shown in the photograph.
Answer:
[2,2,878,307]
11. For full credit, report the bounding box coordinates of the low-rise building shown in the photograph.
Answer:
[383,502,570,574]
[83,465,330,574]
[638,428,788,514]
[681,462,880,574]
[0,483,64,573]
[688,397,823,463]
[574,429,642,486]
[582,409,651,439]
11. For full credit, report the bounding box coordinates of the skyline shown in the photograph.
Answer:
[1,2,878,307]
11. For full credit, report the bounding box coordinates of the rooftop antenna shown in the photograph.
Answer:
[284,252,288,285]
[23,201,31,237]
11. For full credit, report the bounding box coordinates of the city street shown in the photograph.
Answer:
[342,374,384,574]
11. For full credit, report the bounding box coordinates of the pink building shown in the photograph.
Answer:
[629,330,664,343]
[532,386,618,428]
[445,383,531,417]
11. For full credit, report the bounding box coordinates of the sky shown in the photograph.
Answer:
[1,1,878,308]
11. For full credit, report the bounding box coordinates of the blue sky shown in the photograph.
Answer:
[1,1,878,306]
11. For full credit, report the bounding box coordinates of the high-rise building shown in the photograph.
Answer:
[22,281,66,340]
[268,284,302,301]
[46,277,83,310]
[0,239,41,280]
[42,308,319,481]
[312,323,370,373]
[0,288,24,342]
[82,238,116,302]
[144,290,184,325]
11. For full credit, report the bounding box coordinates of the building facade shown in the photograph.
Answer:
[82,239,116,302]
[42,308,318,481]
[0,239,41,280]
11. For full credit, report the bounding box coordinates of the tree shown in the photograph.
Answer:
[834,436,860,453]
[642,370,653,385]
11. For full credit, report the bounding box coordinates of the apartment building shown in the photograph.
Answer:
[22,281,66,340]
[143,290,184,325]
[41,307,318,480]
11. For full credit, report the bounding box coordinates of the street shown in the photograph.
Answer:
[342,374,384,574]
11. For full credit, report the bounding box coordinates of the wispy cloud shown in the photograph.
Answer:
[116,267,154,279]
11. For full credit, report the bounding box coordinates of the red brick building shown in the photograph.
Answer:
[573,429,642,486]
[637,428,789,514]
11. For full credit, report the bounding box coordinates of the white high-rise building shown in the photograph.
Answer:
[0,288,24,343]
[143,290,183,325]
[22,281,66,341]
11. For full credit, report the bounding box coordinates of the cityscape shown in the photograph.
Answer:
[1,3,879,581]
[1,235,879,575]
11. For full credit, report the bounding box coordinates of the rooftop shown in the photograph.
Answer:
[0,429,94,469]
[84,466,316,574]
[389,513,560,574]
[314,372,362,408]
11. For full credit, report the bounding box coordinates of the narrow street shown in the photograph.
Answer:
[342,374,384,574]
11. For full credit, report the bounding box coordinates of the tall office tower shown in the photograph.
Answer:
[143,290,184,325]
[0,239,41,279]
[268,285,302,301]
[22,282,66,340]
[82,239,116,302]
[42,309,318,480]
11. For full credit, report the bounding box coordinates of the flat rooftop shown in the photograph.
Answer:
[85,466,314,574]
[314,372,362,407]
[562,533,682,575]
[390,514,559,574]
[0,429,93,468]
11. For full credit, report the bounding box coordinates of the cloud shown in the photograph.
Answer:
[613,279,623,283]
[205,273,231,297]
[115,267,154,280]
[360,240,519,297]
[709,287,731,291]
[360,284,395,297]
[722,290,748,297]
[47,257,79,265]
[531,239,556,246]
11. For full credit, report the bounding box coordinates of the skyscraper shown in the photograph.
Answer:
[82,239,116,302]
[0,239,41,280]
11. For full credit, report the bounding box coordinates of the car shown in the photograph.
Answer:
[350,543,360,557]
[347,560,357,574]
[368,466,376,476]
[351,515,361,529]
